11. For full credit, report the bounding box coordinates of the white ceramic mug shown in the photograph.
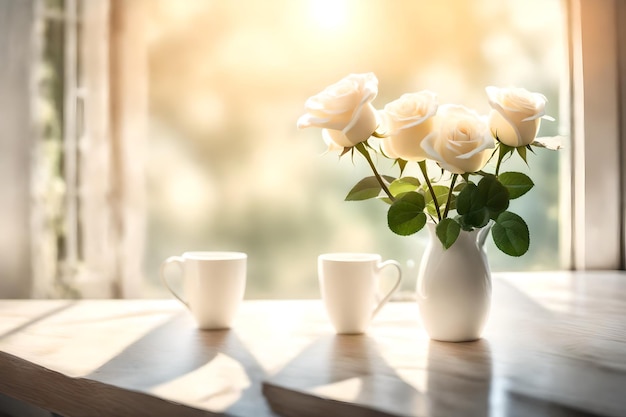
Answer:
[318,253,402,334]
[160,251,247,329]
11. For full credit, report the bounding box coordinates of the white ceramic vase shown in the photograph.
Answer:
[416,222,492,342]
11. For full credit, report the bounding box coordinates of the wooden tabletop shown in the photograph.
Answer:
[0,271,625,417]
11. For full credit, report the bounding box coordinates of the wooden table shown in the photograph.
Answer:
[0,271,625,417]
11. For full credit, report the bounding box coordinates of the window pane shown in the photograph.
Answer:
[145,0,566,298]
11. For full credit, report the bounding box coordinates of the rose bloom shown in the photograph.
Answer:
[486,86,553,147]
[297,73,379,149]
[422,105,495,174]
[380,91,438,161]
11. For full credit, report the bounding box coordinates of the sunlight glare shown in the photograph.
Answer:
[313,377,364,401]
[162,164,215,227]
[309,0,348,31]
[1,302,177,377]
[151,353,250,410]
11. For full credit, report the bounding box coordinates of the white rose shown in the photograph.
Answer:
[321,130,344,153]
[380,135,399,159]
[297,73,379,149]
[422,105,494,174]
[380,91,438,161]
[486,86,552,147]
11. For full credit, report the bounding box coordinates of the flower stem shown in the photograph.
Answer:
[442,174,458,219]
[356,143,395,202]
[495,143,509,177]
[418,160,441,221]
[495,152,503,177]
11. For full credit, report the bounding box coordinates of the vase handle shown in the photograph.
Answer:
[372,260,402,319]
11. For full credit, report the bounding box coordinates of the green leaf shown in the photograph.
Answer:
[456,183,490,228]
[456,183,478,215]
[465,207,490,228]
[498,172,534,199]
[477,175,509,216]
[387,192,427,236]
[389,177,421,197]
[492,211,530,256]
[453,182,467,192]
[382,175,396,184]
[423,185,450,205]
[424,185,452,217]
[445,197,457,213]
[454,215,471,231]
[345,177,384,201]
[436,218,461,249]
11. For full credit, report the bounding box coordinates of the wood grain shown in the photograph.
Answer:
[1,272,625,417]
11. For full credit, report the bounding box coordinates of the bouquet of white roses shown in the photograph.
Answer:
[297,73,558,256]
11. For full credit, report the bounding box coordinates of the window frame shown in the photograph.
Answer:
[566,0,625,270]
[29,0,147,298]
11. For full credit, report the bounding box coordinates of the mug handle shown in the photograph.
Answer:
[159,256,189,307]
[371,260,402,318]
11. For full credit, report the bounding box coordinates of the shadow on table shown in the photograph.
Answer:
[86,311,270,414]
[263,333,425,417]
[484,279,624,417]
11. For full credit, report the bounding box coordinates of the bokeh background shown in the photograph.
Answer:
[144,0,566,298]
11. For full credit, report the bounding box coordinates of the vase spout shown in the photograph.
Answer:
[477,223,492,248]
